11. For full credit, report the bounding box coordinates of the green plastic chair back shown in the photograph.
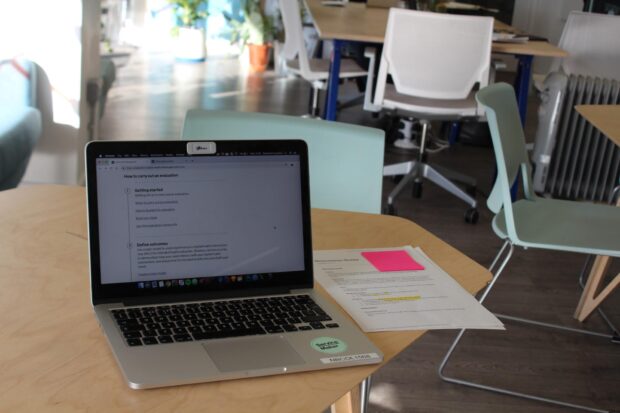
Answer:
[181,110,385,214]
[476,83,537,241]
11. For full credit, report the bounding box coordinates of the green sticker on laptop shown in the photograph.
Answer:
[310,337,348,354]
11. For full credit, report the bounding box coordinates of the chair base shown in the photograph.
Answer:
[438,241,619,413]
[383,118,478,223]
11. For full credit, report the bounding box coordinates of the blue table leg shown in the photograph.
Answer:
[509,54,534,200]
[514,55,533,125]
[448,122,460,146]
[324,39,343,121]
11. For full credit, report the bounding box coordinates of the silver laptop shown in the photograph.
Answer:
[85,139,383,389]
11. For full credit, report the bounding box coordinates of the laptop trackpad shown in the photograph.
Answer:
[203,336,305,373]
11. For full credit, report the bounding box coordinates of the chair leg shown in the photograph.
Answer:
[360,376,372,413]
[421,164,477,209]
[303,86,321,119]
[438,241,616,413]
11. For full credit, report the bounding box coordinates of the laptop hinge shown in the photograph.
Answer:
[113,286,292,307]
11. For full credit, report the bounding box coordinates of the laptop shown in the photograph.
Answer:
[85,139,383,389]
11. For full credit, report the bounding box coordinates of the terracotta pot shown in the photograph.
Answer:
[248,43,271,72]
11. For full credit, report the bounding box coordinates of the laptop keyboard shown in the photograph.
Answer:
[110,295,340,347]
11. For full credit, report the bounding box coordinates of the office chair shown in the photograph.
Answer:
[438,83,620,413]
[279,0,367,118]
[364,9,494,223]
[0,59,42,190]
[181,109,384,214]
[548,11,620,81]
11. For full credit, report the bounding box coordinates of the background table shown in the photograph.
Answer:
[0,185,491,413]
[573,105,620,322]
[304,0,568,122]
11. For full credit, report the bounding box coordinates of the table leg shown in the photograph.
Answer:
[574,196,620,322]
[574,256,619,322]
[510,54,534,200]
[324,39,343,121]
[331,384,361,413]
[513,54,533,125]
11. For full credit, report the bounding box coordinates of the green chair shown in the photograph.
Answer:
[438,83,620,413]
[181,110,385,214]
[0,59,42,190]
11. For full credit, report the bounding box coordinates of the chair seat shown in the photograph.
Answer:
[492,197,620,257]
[286,58,367,82]
[382,84,480,118]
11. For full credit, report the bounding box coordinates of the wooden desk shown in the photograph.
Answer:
[305,0,568,122]
[573,105,620,322]
[575,105,620,146]
[0,185,491,413]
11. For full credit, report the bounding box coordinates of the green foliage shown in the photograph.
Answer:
[169,0,209,28]
[224,0,278,48]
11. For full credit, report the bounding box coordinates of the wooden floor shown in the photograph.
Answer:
[100,52,620,413]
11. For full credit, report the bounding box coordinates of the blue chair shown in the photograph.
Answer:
[438,83,620,413]
[0,59,42,190]
[181,110,385,214]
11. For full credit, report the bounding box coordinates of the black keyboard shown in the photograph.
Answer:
[110,294,340,347]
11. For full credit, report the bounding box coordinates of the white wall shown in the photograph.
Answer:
[512,0,583,74]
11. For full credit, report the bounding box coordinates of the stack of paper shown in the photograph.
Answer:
[314,246,504,332]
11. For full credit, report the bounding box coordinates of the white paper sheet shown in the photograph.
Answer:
[314,246,504,332]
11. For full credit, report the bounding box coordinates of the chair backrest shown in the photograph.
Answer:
[549,11,620,80]
[374,9,493,103]
[475,83,537,240]
[0,59,36,114]
[0,59,42,190]
[278,0,312,76]
[181,110,385,214]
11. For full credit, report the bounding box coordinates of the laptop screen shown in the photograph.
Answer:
[86,140,313,304]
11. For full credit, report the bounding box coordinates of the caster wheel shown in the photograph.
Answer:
[383,204,397,216]
[391,175,404,184]
[464,208,479,224]
[412,181,423,198]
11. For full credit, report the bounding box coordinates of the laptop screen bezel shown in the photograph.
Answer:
[86,140,313,305]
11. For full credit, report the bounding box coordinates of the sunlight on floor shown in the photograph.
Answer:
[369,382,403,412]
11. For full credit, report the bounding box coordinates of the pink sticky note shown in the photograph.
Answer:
[361,250,425,272]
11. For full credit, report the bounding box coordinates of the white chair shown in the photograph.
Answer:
[279,0,367,117]
[364,9,494,222]
[549,11,620,80]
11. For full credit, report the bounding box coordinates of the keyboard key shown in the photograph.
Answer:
[265,326,284,334]
[127,338,142,346]
[298,325,312,331]
[325,323,340,328]
[158,335,173,344]
[123,331,142,339]
[173,334,193,342]
[192,327,265,341]
[143,337,158,345]
[309,322,325,330]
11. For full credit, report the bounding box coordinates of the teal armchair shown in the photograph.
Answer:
[181,110,385,214]
[0,60,42,190]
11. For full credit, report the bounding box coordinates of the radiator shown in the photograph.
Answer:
[532,73,620,202]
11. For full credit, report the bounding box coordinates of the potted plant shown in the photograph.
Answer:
[225,0,277,72]
[169,0,209,62]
